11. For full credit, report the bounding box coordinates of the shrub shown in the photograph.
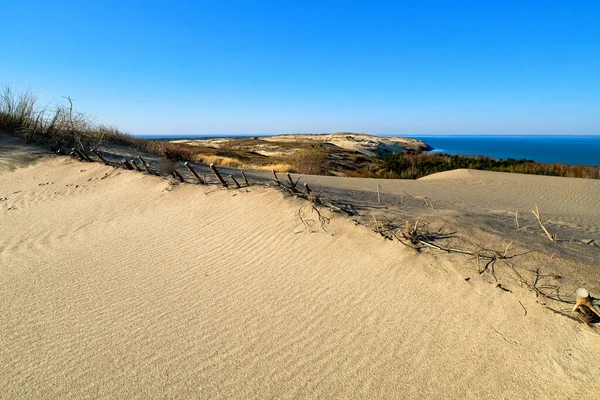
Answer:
[290,146,328,175]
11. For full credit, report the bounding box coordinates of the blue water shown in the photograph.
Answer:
[408,135,600,167]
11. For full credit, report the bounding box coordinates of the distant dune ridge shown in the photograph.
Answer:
[259,133,432,156]
[1,135,600,399]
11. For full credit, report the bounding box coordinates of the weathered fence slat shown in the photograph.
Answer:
[304,182,312,195]
[130,160,143,172]
[229,175,242,188]
[122,159,134,170]
[241,171,250,187]
[91,149,110,164]
[138,156,155,175]
[172,169,186,183]
[286,173,296,189]
[210,163,228,187]
[184,162,206,185]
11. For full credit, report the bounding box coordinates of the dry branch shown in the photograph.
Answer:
[532,205,554,241]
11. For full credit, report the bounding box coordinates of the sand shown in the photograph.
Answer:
[1,137,600,399]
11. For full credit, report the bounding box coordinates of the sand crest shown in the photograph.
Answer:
[1,145,600,399]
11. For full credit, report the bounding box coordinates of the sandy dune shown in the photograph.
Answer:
[1,140,600,399]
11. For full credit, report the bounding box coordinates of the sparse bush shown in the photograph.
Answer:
[290,146,328,175]
[0,86,138,150]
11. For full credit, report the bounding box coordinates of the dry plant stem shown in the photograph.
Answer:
[532,205,554,241]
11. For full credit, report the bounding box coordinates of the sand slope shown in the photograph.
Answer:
[1,152,600,399]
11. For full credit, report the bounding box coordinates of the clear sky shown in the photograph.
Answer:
[2,0,599,136]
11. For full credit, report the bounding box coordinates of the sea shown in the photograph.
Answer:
[407,135,600,167]
[137,134,600,167]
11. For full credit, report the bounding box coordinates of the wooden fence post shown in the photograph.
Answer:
[138,156,155,175]
[122,159,134,170]
[72,148,88,162]
[184,162,206,184]
[229,175,242,188]
[79,148,94,162]
[91,149,110,164]
[272,169,280,184]
[172,169,186,183]
[241,171,250,187]
[304,182,312,195]
[130,160,143,172]
[286,173,296,189]
[210,163,228,187]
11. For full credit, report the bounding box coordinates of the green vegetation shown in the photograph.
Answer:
[379,153,600,179]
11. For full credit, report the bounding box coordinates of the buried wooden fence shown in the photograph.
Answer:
[64,146,317,195]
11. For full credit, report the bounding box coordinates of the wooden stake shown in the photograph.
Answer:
[304,182,312,195]
[286,173,296,189]
[138,156,155,175]
[130,160,143,171]
[210,163,228,187]
[79,148,94,162]
[172,169,185,183]
[184,162,205,184]
[272,169,280,183]
[573,288,600,318]
[122,159,134,170]
[91,149,109,164]
[241,171,250,187]
[229,175,241,188]
[72,148,87,161]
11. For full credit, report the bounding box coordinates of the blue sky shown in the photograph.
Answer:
[2,0,599,135]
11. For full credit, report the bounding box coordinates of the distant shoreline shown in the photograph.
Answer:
[135,133,600,167]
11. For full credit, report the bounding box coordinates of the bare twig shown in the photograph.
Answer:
[532,205,554,241]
